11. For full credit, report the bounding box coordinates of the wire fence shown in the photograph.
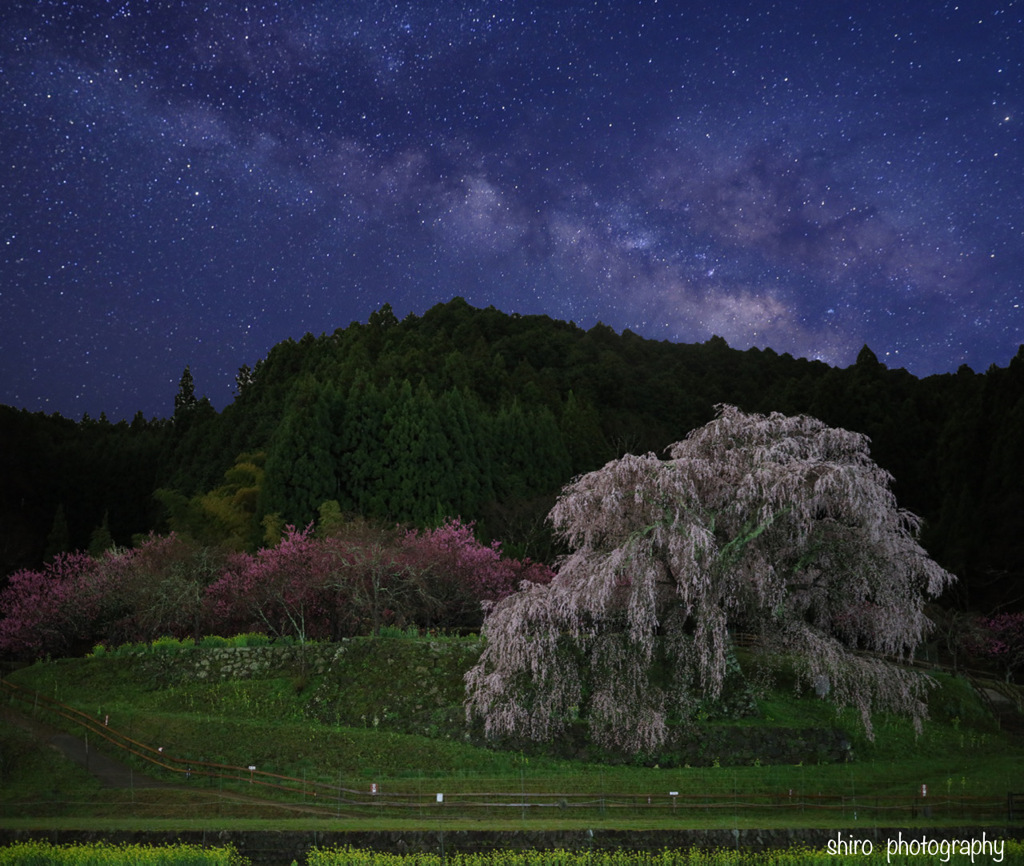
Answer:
[2,677,1020,825]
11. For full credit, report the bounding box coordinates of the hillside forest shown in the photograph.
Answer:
[2,298,1022,651]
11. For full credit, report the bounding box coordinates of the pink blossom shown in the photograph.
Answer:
[467,405,957,753]
[0,553,98,658]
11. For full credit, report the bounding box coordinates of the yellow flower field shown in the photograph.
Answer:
[0,840,247,865]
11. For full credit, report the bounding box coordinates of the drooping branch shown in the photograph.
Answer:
[466,405,957,753]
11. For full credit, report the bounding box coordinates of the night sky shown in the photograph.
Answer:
[2,1,1022,422]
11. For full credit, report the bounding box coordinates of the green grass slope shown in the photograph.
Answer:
[2,637,1021,830]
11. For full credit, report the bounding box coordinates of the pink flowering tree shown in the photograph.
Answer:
[326,522,429,635]
[972,613,1024,682]
[466,405,956,754]
[206,525,339,644]
[0,536,227,659]
[205,519,553,641]
[93,533,223,644]
[0,553,100,659]
[402,518,553,629]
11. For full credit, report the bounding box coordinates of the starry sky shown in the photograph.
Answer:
[2,1,1022,421]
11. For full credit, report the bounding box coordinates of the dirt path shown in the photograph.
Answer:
[2,705,174,789]
[2,704,341,816]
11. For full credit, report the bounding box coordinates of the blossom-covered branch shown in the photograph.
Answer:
[466,405,957,753]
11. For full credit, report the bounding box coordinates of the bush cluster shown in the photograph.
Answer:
[0,519,551,661]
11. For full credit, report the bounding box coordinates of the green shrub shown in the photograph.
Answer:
[150,635,194,653]
[231,633,269,647]
[109,641,144,658]
[378,624,421,639]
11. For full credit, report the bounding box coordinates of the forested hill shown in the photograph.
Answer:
[3,297,1022,611]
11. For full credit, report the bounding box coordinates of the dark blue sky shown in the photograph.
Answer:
[2,0,1022,421]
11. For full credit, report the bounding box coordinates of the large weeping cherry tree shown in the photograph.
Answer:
[465,405,956,755]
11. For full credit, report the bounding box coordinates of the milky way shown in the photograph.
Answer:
[2,0,1021,420]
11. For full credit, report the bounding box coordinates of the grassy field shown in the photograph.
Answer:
[1,636,1022,831]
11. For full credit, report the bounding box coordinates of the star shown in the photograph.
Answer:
[1,0,1021,420]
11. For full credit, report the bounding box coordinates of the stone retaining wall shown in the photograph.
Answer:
[184,645,341,681]
[138,642,852,767]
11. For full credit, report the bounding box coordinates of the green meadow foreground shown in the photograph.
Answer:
[2,635,1022,837]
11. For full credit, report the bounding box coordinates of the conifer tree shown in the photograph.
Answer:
[88,511,115,558]
[173,365,198,419]
[43,504,71,562]
[260,379,339,526]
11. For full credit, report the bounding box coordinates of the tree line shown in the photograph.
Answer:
[2,297,1022,613]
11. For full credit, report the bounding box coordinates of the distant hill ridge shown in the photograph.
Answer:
[2,297,1023,611]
